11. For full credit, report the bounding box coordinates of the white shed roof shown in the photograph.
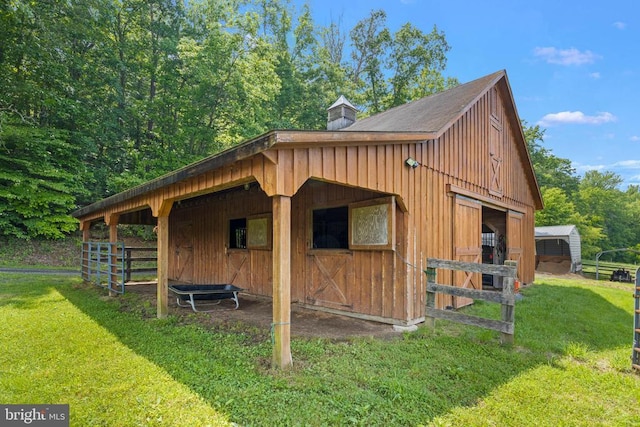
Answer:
[535,225,578,238]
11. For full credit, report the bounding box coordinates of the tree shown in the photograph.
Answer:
[536,187,603,258]
[576,170,637,260]
[345,10,455,115]
[523,122,579,194]
[0,119,85,238]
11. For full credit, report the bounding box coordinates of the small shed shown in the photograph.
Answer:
[535,225,582,274]
[73,70,543,367]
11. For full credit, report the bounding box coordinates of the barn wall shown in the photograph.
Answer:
[414,86,537,287]
[290,182,409,322]
[168,187,273,294]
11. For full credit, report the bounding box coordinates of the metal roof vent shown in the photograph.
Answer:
[327,95,357,130]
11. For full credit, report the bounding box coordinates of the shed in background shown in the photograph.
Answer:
[535,225,582,274]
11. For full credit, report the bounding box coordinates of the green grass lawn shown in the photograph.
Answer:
[1,273,639,426]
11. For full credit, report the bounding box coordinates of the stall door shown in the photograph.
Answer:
[506,210,524,280]
[227,252,250,289]
[174,220,194,283]
[306,252,353,310]
[453,196,482,308]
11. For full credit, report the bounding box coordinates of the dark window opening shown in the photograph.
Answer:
[313,206,348,249]
[229,218,247,249]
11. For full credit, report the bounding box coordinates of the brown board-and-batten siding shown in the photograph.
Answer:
[416,82,537,288]
[268,140,429,324]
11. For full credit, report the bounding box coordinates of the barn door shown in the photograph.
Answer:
[306,252,353,310]
[174,220,194,283]
[506,210,524,280]
[453,196,482,308]
[227,252,250,289]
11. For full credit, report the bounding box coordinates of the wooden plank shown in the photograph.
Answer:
[426,307,513,334]
[427,283,514,305]
[427,258,517,277]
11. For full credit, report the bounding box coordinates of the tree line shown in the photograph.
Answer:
[1,0,638,262]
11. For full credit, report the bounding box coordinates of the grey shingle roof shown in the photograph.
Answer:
[343,70,505,133]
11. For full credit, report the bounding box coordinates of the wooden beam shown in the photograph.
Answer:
[272,195,293,369]
[108,218,119,297]
[155,200,173,319]
[156,215,169,318]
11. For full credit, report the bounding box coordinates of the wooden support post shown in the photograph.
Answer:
[156,214,170,318]
[272,195,293,369]
[151,199,174,319]
[107,215,119,296]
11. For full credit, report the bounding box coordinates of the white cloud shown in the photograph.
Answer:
[537,111,617,126]
[533,47,601,66]
[614,159,640,169]
[589,72,601,79]
[613,21,626,30]
[631,136,640,142]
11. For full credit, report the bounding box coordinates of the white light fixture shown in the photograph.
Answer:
[405,157,420,169]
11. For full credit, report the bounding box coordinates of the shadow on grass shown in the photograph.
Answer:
[28,277,633,425]
[514,282,633,354]
[0,273,73,309]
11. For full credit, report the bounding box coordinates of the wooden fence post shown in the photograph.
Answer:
[501,260,517,345]
[425,258,517,344]
[425,267,436,329]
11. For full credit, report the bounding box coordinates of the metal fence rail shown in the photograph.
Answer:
[633,267,640,372]
[81,241,125,294]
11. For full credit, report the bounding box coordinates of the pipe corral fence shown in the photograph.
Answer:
[81,241,157,293]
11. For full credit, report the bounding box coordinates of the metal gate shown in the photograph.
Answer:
[633,267,640,372]
[81,241,126,294]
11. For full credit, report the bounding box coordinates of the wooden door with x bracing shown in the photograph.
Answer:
[453,196,482,308]
[306,251,353,310]
[173,220,194,283]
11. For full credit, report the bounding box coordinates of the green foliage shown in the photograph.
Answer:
[0,120,84,238]
[524,121,639,260]
[0,0,459,240]
[346,10,455,114]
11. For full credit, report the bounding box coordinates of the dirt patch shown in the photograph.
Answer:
[536,259,571,275]
[124,283,404,341]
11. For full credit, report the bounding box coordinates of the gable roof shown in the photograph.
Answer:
[344,69,542,209]
[535,225,580,239]
[344,70,505,134]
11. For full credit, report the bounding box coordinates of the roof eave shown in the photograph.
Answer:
[72,131,278,219]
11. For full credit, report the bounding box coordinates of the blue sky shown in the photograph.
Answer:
[300,0,640,189]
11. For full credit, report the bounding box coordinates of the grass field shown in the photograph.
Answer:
[1,272,639,426]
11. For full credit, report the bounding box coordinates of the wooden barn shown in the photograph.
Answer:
[73,70,543,367]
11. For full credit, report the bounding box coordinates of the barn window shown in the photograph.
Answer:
[229,218,247,249]
[311,197,396,251]
[349,197,395,251]
[312,206,349,249]
[229,214,272,250]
